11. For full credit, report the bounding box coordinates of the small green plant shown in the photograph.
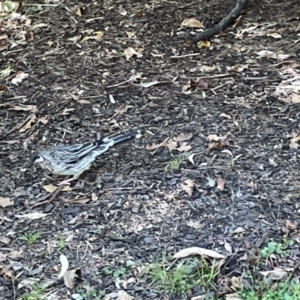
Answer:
[57,235,66,250]
[3,1,16,14]
[22,284,44,300]
[148,257,218,296]
[102,266,127,278]
[165,155,187,172]
[260,240,291,258]
[76,286,106,300]
[19,232,40,244]
[239,278,300,300]
[0,65,14,79]
[26,6,42,14]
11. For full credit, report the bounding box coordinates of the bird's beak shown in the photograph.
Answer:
[27,154,43,168]
[26,159,35,168]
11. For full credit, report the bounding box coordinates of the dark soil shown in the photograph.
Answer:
[1,0,300,299]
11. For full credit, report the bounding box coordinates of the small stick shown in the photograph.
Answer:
[31,185,63,208]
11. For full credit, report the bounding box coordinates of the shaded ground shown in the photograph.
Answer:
[1,0,300,299]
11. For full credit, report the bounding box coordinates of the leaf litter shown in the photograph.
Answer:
[1,0,300,299]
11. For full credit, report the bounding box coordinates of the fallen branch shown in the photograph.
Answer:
[190,0,248,43]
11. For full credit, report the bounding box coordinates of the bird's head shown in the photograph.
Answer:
[28,153,47,168]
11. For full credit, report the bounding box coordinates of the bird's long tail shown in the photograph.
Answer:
[102,130,141,146]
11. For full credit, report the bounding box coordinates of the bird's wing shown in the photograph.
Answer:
[51,142,100,164]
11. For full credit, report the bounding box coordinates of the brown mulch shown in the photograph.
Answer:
[1,0,300,299]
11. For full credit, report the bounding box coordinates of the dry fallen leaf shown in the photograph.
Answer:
[173,132,193,142]
[60,108,75,116]
[285,219,297,230]
[118,290,134,300]
[197,40,211,49]
[0,197,13,208]
[279,94,300,104]
[219,113,232,119]
[113,105,134,117]
[173,247,225,259]
[0,267,14,281]
[181,18,204,29]
[11,71,28,85]
[43,184,57,193]
[187,220,204,229]
[225,293,243,300]
[181,179,195,196]
[118,5,127,16]
[124,47,143,60]
[231,276,243,289]
[145,139,169,150]
[259,268,287,280]
[207,133,230,149]
[177,142,192,152]
[17,278,40,290]
[15,212,48,220]
[267,32,282,39]
[227,65,248,72]
[63,269,78,289]
[224,240,232,253]
[7,105,37,113]
[216,176,225,190]
[19,114,36,133]
[164,139,177,151]
[58,254,69,279]
[43,184,71,193]
[256,50,290,60]
[126,31,136,39]
[138,80,170,88]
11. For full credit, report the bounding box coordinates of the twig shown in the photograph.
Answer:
[189,0,248,43]
[31,185,63,207]
[0,114,31,140]
[170,53,201,59]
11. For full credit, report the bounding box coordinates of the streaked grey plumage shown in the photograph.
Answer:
[29,130,140,185]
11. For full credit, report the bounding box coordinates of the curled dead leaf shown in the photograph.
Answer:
[181,179,195,196]
[173,247,225,259]
[181,18,204,29]
[58,254,69,279]
[118,5,127,16]
[207,133,230,149]
[259,268,287,280]
[219,113,232,119]
[63,269,79,289]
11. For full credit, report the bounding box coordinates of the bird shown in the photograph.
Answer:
[28,129,141,185]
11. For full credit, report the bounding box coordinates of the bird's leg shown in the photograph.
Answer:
[57,176,75,186]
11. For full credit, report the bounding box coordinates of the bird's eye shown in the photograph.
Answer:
[33,154,44,164]
[34,155,40,162]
